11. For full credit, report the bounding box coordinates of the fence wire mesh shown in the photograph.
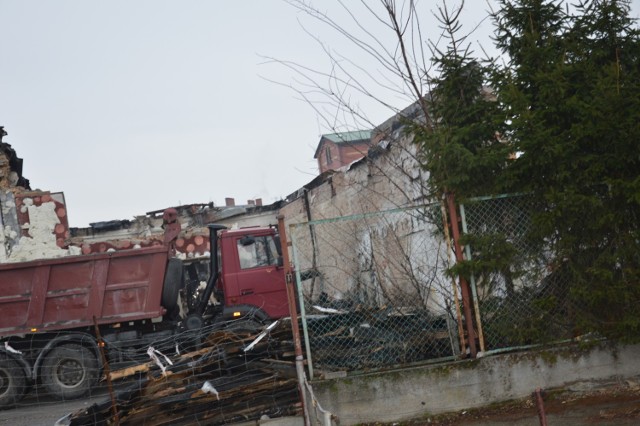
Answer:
[0,316,303,424]
[289,204,460,375]
[460,194,576,352]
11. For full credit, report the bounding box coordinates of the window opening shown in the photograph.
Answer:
[237,236,278,269]
[325,146,333,164]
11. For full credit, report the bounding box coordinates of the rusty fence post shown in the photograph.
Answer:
[278,215,311,426]
[93,316,119,425]
[440,200,467,357]
[534,388,548,426]
[446,193,477,358]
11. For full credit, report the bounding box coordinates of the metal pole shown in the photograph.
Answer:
[534,388,548,426]
[446,193,477,358]
[290,222,315,379]
[93,316,119,425]
[459,203,486,353]
[440,200,467,357]
[277,215,311,426]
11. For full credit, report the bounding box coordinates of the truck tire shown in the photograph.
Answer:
[0,355,26,408]
[162,258,183,312]
[41,344,98,400]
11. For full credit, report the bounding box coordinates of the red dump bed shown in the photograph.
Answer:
[0,246,169,337]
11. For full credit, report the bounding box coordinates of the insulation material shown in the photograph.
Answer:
[0,228,6,263]
[15,192,69,245]
[0,192,75,263]
[8,200,68,262]
[77,238,164,255]
[0,191,21,262]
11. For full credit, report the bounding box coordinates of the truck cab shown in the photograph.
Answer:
[213,226,289,322]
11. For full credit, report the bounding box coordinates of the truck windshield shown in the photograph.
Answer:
[237,236,278,269]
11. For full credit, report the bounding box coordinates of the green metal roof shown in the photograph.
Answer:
[322,130,371,144]
[314,130,372,159]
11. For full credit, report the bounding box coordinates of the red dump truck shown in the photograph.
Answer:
[0,216,289,408]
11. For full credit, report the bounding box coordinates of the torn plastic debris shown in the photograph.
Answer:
[147,346,173,374]
[201,381,220,400]
[4,341,22,355]
[243,320,279,352]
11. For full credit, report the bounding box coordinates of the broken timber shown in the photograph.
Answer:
[60,322,301,426]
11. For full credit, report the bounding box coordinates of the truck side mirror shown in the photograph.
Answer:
[276,256,284,268]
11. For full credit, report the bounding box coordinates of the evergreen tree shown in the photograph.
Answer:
[491,0,640,340]
[413,4,509,200]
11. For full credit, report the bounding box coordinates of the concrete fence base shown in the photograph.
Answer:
[311,343,640,425]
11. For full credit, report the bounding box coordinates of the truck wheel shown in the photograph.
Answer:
[162,258,183,311]
[41,344,98,400]
[0,356,27,408]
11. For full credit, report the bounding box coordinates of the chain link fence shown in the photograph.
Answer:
[289,195,581,374]
[289,204,461,376]
[460,194,577,353]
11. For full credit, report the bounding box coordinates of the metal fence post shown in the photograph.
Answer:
[459,203,486,354]
[446,193,478,358]
[441,200,467,356]
[290,222,315,379]
[277,215,311,426]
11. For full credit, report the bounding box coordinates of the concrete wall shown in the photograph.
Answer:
[311,343,640,425]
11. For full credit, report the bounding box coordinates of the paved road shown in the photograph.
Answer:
[0,387,110,426]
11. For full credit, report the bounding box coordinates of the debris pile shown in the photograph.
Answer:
[58,321,301,426]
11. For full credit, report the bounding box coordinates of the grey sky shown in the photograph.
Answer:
[1,0,638,227]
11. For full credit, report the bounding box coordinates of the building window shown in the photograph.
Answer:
[325,146,333,164]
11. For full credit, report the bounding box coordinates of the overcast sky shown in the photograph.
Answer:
[1,1,638,227]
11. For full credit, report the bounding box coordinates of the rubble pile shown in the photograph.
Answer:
[59,321,301,426]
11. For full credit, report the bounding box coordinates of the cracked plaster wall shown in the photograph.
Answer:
[281,130,450,313]
[0,196,77,263]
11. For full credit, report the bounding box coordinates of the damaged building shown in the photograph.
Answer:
[280,103,452,316]
[1,127,73,263]
[0,126,30,190]
[0,126,282,264]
